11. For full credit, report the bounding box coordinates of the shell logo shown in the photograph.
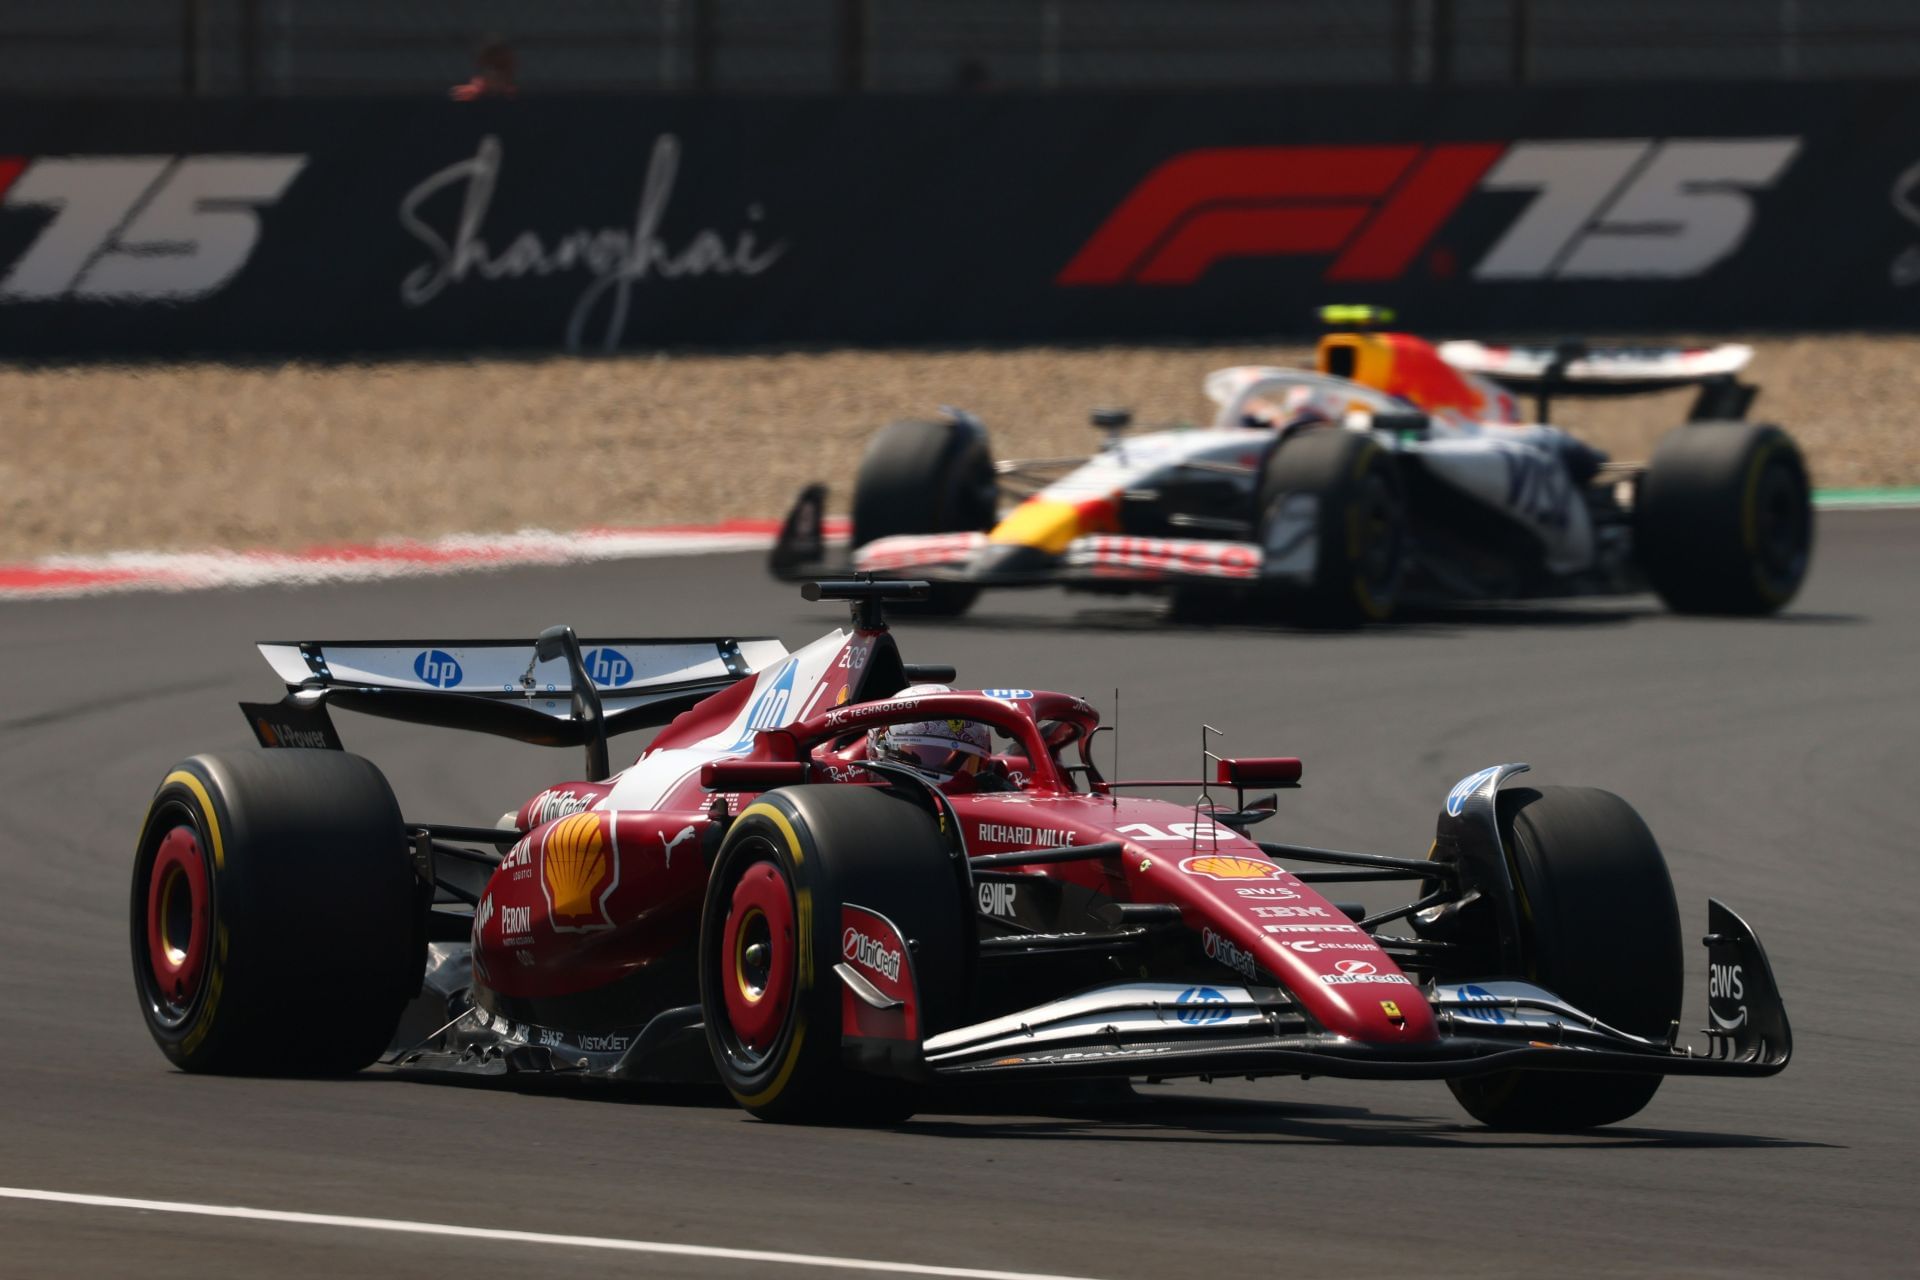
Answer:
[1179,854,1286,881]
[541,812,619,931]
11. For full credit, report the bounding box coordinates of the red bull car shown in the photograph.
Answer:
[771,315,1813,623]
[132,581,1789,1129]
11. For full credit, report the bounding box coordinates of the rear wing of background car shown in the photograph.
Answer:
[1439,339,1758,421]
[241,630,789,781]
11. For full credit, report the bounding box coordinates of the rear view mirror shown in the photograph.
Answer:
[534,624,574,664]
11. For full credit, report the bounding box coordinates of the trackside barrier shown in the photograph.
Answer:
[2,83,1919,356]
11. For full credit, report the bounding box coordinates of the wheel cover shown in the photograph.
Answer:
[719,859,796,1058]
[1749,453,1811,595]
[1348,467,1405,615]
[145,825,211,1022]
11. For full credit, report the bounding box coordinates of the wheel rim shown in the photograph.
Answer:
[718,857,796,1062]
[1750,455,1811,596]
[144,824,211,1025]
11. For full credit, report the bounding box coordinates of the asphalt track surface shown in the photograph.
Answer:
[4,511,1918,1279]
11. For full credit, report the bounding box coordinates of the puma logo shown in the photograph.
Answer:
[659,824,697,868]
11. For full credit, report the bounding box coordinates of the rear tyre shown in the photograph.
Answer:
[1448,786,1682,1130]
[1638,422,1811,614]
[850,418,998,617]
[1257,430,1407,625]
[699,786,970,1123]
[130,750,422,1075]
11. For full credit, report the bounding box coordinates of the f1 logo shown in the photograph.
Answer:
[0,154,306,303]
[1059,138,1798,287]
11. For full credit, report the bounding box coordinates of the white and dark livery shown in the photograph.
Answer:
[771,318,1813,623]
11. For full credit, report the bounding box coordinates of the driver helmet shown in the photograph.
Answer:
[1243,383,1339,431]
[866,689,990,786]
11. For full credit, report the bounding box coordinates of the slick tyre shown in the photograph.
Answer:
[700,786,970,1124]
[130,750,423,1075]
[1257,430,1407,625]
[850,418,998,617]
[1448,786,1683,1131]
[1638,422,1812,614]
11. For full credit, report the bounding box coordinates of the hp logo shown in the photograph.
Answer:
[1173,986,1230,1025]
[413,649,463,689]
[582,648,634,688]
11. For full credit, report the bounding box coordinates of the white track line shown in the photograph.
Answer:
[0,1186,1103,1280]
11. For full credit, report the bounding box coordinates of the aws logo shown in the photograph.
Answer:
[1059,138,1799,287]
[541,812,619,932]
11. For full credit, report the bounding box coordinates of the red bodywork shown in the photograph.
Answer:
[470,623,1437,1047]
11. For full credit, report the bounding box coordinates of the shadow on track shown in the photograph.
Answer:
[374,1070,1827,1151]
[896,1084,1833,1152]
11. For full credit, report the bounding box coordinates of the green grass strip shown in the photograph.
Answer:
[1813,487,1920,508]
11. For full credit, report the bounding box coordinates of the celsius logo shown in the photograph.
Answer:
[1060,138,1798,287]
[730,657,797,750]
[0,154,305,303]
[582,647,634,687]
[1174,986,1231,1025]
[842,927,902,982]
[413,649,463,688]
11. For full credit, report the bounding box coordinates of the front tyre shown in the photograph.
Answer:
[1638,422,1812,614]
[850,418,998,617]
[130,750,422,1075]
[699,786,969,1123]
[1257,430,1407,625]
[1448,786,1683,1130]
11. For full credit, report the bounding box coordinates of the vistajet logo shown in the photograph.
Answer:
[1059,138,1798,287]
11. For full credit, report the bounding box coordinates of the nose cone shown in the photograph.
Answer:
[990,497,1117,554]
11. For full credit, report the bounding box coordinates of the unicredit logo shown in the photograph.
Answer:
[842,927,901,982]
[1059,138,1799,287]
[1334,959,1378,976]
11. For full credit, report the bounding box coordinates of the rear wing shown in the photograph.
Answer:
[1438,340,1758,421]
[241,633,789,778]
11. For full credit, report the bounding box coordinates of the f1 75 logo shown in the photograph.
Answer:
[0,154,305,303]
[1059,138,1798,286]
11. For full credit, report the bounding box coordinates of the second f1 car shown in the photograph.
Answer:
[772,317,1814,623]
[132,580,1789,1131]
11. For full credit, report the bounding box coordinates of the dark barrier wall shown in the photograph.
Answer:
[4,84,1920,356]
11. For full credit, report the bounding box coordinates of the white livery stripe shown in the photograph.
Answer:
[0,1186,1105,1280]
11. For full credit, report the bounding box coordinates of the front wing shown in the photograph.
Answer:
[910,899,1789,1083]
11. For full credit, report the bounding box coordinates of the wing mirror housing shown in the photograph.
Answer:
[533,624,609,782]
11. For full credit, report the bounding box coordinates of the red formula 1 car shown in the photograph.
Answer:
[132,581,1789,1129]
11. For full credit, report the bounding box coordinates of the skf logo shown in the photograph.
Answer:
[1059,138,1798,286]
[541,812,620,932]
[0,154,304,303]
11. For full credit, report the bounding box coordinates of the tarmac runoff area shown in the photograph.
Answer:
[1,510,1916,1278]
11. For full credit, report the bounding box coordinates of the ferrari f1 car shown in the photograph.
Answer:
[770,317,1813,623]
[133,580,1789,1129]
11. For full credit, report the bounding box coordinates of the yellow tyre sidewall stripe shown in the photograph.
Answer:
[157,768,228,1055]
[1347,442,1392,620]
